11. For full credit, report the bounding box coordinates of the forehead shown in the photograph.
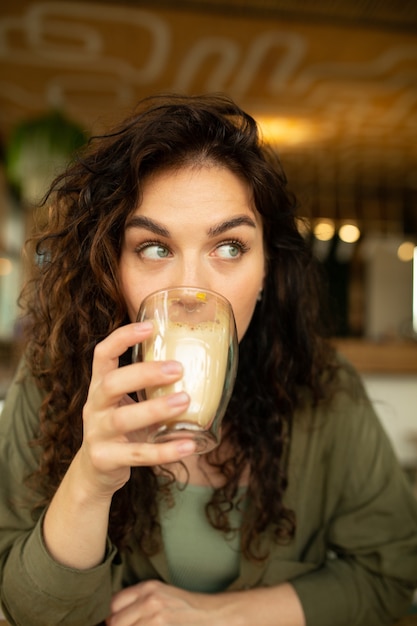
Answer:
[134,164,262,225]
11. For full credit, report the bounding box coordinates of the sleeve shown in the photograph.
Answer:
[291,366,417,626]
[0,361,121,626]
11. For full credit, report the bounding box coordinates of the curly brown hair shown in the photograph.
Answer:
[21,93,336,561]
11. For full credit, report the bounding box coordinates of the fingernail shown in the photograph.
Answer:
[176,440,196,455]
[167,391,189,407]
[161,360,183,376]
[134,321,153,332]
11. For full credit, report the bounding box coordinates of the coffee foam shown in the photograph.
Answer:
[143,318,230,427]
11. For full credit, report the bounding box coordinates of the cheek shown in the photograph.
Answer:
[231,289,260,341]
[118,266,141,322]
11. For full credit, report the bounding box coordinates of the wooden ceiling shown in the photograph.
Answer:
[0,0,416,234]
[134,0,417,30]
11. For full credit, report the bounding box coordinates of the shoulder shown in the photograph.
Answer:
[299,353,378,430]
[289,355,411,520]
[293,354,396,474]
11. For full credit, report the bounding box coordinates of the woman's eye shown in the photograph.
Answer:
[215,242,247,259]
[137,243,170,259]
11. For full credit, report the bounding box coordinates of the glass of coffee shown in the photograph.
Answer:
[133,287,238,454]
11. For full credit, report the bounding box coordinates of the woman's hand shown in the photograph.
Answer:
[42,322,195,570]
[106,580,222,626]
[78,322,196,498]
[106,580,306,626]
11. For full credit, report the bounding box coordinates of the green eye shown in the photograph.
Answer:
[216,243,242,258]
[140,244,170,259]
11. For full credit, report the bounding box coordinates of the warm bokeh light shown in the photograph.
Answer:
[0,257,13,276]
[338,223,361,244]
[256,116,317,145]
[397,241,415,262]
[313,219,336,241]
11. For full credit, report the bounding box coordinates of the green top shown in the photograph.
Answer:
[0,358,417,626]
[159,482,245,592]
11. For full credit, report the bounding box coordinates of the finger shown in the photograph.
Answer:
[95,360,184,407]
[129,438,197,466]
[107,601,141,626]
[111,390,190,435]
[92,322,154,380]
[110,585,142,614]
[110,581,164,614]
[93,438,196,473]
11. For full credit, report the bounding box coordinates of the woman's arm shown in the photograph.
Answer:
[106,580,306,626]
[43,322,196,570]
[0,360,116,626]
[286,365,417,626]
[0,323,197,625]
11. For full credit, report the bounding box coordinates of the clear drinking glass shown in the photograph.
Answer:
[133,287,238,454]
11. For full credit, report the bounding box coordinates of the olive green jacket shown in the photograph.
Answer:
[0,360,417,626]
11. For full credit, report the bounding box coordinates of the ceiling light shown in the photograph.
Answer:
[313,219,335,241]
[338,223,361,244]
[397,241,415,262]
[256,116,317,146]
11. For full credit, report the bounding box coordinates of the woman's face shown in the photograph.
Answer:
[119,165,265,341]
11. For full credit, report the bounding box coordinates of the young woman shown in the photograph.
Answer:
[0,94,416,626]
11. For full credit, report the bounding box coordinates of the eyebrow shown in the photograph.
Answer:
[207,215,257,236]
[125,214,257,238]
[125,215,170,237]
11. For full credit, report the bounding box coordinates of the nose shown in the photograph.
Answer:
[173,258,210,290]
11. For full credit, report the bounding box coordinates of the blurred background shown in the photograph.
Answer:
[0,0,416,473]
